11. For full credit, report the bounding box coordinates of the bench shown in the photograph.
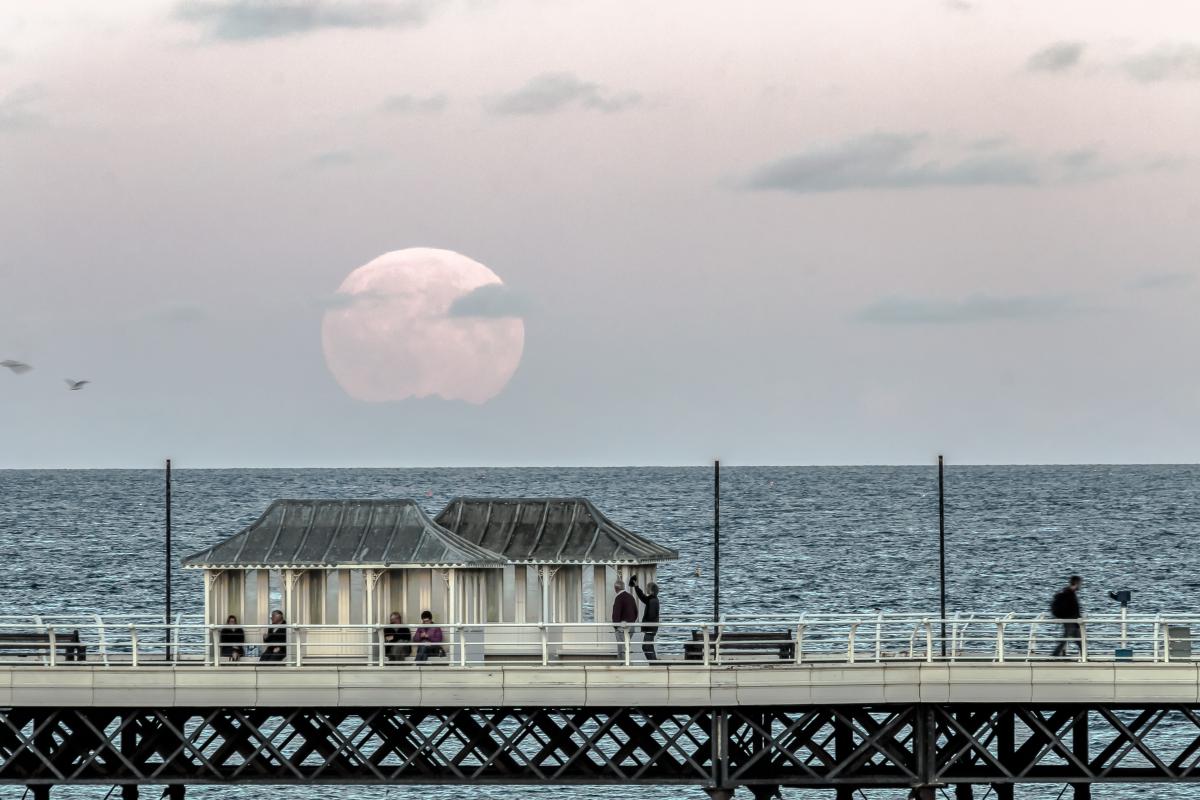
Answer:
[0,630,87,662]
[684,629,795,661]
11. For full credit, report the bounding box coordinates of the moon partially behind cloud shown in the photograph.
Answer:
[321,248,525,404]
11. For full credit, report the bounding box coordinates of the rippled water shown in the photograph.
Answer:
[1,465,1198,798]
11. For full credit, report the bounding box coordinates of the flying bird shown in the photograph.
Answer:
[64,379,90,391]
[1,360,32,375]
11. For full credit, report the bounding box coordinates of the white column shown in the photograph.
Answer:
[593,565,610,623]
[514,567,527,623]
[337,569,351,625]
[256,570,270,624]
[203,570,214,625]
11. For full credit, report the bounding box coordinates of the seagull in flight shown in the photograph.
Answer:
[1,360,32,375]
[64,379,90,391]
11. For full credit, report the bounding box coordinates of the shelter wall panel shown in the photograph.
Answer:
[9,669,93,706]
[175,668,257,705]
[338,668,421,706]
[585,665,668,705]
[93,669,175,706]
[944,664,1031,702]
[1030,665,1116,702]
[420,668,503,705]
[501,666,588,705]
[1111,664,1200,703]
[255,668,339,706]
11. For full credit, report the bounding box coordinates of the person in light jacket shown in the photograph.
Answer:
[611,580,638,661]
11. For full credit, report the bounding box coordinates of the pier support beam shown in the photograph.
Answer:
[1072,711,1091,800]
[955,784,974,799]
[27,787,49,800]
[704,789,734,799]
[121,786,138,800]
[166,786,185,799]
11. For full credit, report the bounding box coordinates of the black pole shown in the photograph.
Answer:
[714,459,720,623]
[938,454,946,657]
[166,458,172,662]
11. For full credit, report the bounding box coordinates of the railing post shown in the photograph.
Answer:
[702,626,711,667]
[1164,624,1171,663]
[96,613,109,667]
[925,620,934,662]
[295,626,303,667]
[623,625,631,666]
[47,626,56,668]
[875,613,883,663]
[378,626,386,667]
[847,622,857,664]
[540,624,548,666]
[130,625,139,668]
[996,621,1005,663]
[1079,620,1088,663]
[795,623,804,665]
[459,625,467,667]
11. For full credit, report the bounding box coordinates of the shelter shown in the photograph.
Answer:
[435,497,678,650]
[181,499,506,635]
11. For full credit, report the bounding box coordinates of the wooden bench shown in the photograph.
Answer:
[0,630,87,662]
[684,629,795,661]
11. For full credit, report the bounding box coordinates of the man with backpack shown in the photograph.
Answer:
[1051,575,1083,658]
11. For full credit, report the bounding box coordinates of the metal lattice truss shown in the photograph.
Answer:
[0,705,1199,790]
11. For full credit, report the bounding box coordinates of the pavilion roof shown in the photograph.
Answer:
[181,499,506,569]
[434,497,679,565]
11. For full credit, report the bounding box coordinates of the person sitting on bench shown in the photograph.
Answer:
[260,610,288,663]
[220,615,245,662]
[413,611,444,662]
[384,612,412,662]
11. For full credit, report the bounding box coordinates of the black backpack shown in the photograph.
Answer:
[1050,589,1072,618]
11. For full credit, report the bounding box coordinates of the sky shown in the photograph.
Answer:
[1,0,1199,468]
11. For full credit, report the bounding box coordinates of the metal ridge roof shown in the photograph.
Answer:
[434,497,679,565]
[181,499,507,569]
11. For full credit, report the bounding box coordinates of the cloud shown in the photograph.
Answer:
[143,303,209,325]
[1129,272,1195,291]
[381,93,448,114]
[0,85,45,131]
[1026,41,1085,72]
[743,132,1117,193]
[1122,44,1200,82]
[944,0,974,11]
[485,72,641,115]
[447,283,528,318]
[856,294,1084,325]
[174,0,436,41]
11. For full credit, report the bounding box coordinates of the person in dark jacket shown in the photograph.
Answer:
[260,609,288,663]
[611,579,639,661]
[384,612,412,663]
[629,575,660,661]
[219,614,245,662]
[1051,575,1083,658]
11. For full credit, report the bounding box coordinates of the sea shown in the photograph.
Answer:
[1,465,1198,799]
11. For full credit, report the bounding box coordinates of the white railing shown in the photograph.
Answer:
[0,613,1193,668]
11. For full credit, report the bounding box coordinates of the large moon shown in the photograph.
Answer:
[321,248,525,404]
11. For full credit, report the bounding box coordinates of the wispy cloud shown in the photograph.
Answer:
[743,133,1117,194]
[1027,41,1086,73]
[1122,43,1200,82]
[0,85,45,132]
[447,283,528,318]
[856,293,1084,325]
[485,72,641,115]
[1129,272,1195,291]
[944,0,974,12]
[174,0,437,41]
[381,93,447,114]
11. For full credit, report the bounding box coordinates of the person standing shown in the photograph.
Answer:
[611,579,638,661]
[1051,575,1083,658]
[629,575,660,662]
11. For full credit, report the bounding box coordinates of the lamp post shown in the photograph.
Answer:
[165,458,172,662]
[938,454,946,657]
[713,459,721,623]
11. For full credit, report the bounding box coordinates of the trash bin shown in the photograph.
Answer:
[1168,625,1192,661]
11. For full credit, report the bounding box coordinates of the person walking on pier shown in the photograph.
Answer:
[260,609,288,663]
[1051,575,1084,658]
[414,610,444,662]
[629,575,660,661]
[612,579,638,661]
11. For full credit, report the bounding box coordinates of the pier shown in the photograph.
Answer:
[1,613,1198,798]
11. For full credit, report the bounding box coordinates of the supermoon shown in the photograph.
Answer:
[321,248,525,404]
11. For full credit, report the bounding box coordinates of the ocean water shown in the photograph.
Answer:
[1,465,1198,799]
